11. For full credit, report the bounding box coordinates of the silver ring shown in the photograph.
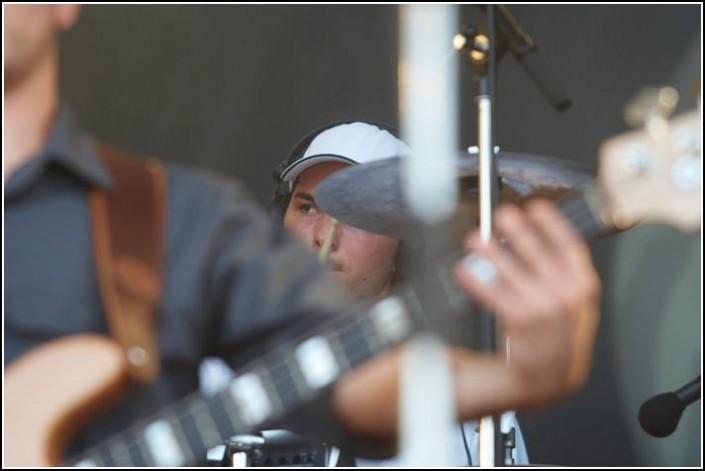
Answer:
[461,253,499,286]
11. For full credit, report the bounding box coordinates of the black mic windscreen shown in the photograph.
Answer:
[638,392,686,437]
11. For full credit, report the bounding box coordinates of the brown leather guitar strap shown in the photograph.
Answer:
[89,141,166,384]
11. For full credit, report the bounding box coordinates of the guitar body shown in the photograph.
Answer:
[5,334,130,466]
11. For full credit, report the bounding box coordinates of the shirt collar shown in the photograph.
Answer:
[5,104,114,198]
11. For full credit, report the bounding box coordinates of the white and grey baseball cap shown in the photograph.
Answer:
[279,121,411,188]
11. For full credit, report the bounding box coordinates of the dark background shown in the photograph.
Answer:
[59,5,702,466]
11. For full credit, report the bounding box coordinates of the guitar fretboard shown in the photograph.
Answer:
[70,291,426,466]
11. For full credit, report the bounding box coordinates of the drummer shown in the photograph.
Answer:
[272,120,531,466]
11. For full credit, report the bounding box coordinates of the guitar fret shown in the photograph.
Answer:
[295,335,340,389]
[337,318,377,367]
[143,418,188,467]
[125,430,154,467]
[326,329,352,371]
[96,444,116,467]
[284,349,318,397]
[188,400,224,451]
[369,295,414,346]
[171,413,200,465]
[116,433,146,466]
[254,363,286,416]
[229,371,276,427]
[73,452,103,467]
[106,437,134,466]
[361,313,389,352]
[268,352,310,409]
[209,392,246,438]
[178,409,208,458]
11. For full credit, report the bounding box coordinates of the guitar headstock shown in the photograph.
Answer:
[598,109,701,233]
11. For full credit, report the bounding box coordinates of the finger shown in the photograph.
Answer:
[465,231,532,295]
[454,253,522,320]
[458,234,558,327]
[494,204,557,279]
[526,200,601,302]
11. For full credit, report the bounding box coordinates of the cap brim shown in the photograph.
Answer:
[280,154,358,183]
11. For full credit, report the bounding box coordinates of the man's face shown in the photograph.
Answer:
[3,5,79,89]
[284,161,399,301]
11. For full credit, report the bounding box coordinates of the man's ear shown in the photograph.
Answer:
[54,4,81,31]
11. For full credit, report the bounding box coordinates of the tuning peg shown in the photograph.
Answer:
[623,86,679,139]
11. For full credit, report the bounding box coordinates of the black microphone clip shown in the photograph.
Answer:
[477,5,572,112]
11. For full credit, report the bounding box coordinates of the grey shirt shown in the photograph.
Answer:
[5,106,361,461]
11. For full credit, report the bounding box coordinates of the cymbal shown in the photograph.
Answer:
[314,151,595,238]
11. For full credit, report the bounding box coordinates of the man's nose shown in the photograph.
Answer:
[314,215,340,254]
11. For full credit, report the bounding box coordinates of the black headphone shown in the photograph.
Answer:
[269,120,401,221]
